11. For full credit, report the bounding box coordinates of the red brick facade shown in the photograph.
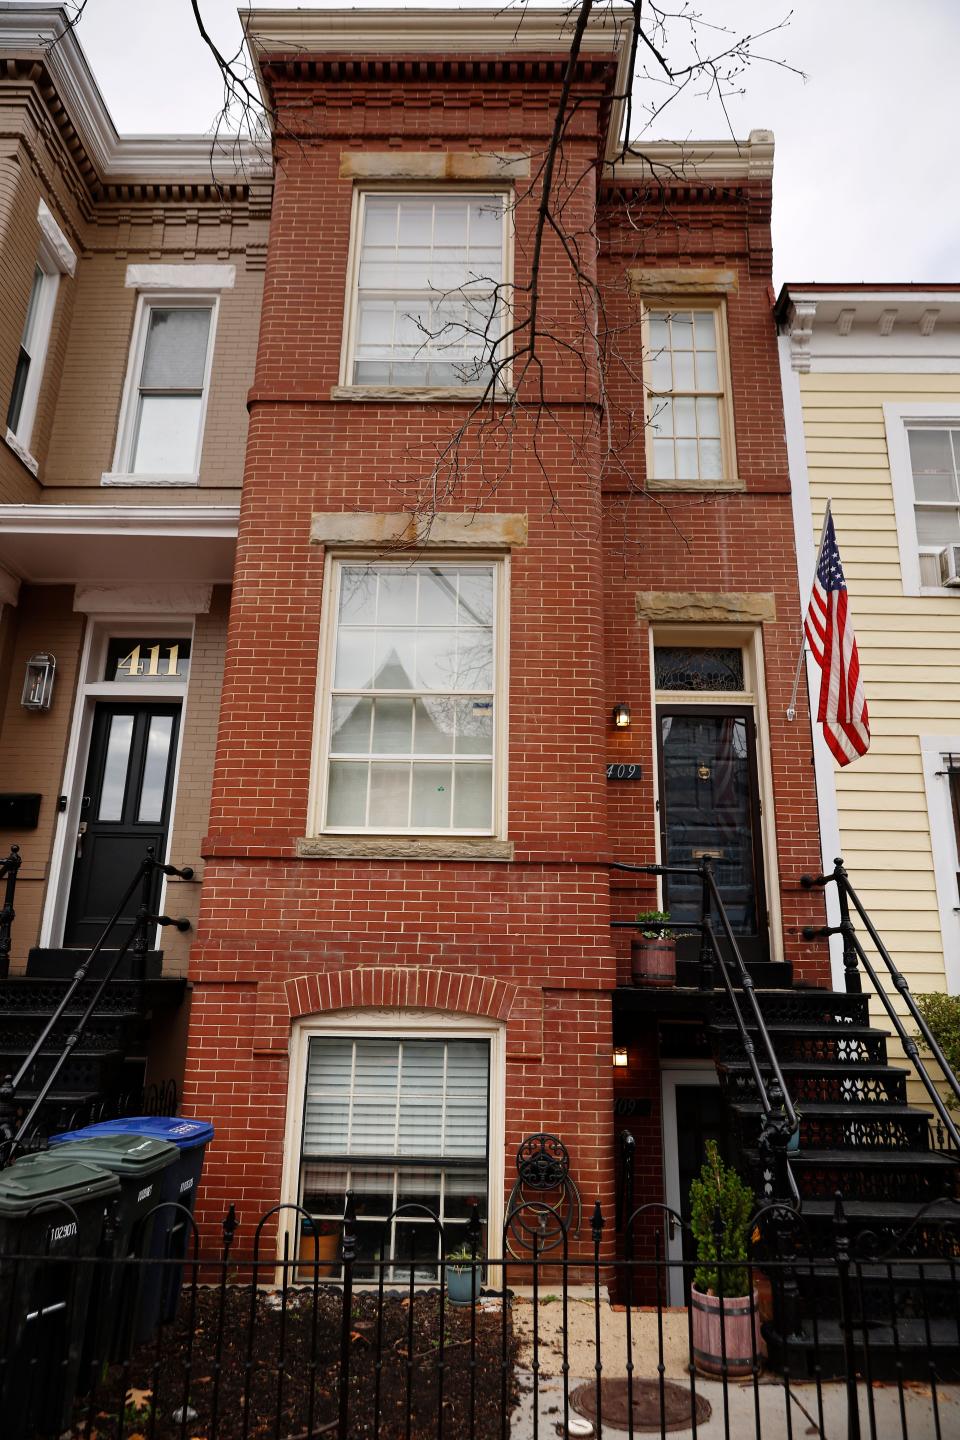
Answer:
[181,23,828,1253]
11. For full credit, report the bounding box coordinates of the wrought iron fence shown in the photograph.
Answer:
[1,1192,959,1440]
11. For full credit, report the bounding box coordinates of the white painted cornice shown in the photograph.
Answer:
[0,5,264,182]
[781,300,817,374]
[243,5,635,160]
[607,130,775,184]
[0,504,239,537]
[778,286,960,373]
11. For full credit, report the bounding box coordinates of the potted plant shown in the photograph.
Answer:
[445,1244,481,1305]
[688,1141,761,1376]
[631,910,676,986]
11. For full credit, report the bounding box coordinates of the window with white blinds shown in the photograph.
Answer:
[299,1036,490,1276]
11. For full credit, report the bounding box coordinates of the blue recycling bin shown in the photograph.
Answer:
[51,1116,214,1337]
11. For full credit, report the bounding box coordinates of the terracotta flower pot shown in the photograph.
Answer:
[690,1285,763,1376]
[296,1227,339,1282]
[631,937,676,987]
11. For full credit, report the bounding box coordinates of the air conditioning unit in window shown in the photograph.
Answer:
[938,546,960,587]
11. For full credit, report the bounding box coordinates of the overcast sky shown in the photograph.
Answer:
[31,0,960,286]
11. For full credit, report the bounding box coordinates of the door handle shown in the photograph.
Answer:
[75,821,88,860]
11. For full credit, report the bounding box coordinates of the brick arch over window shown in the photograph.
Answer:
[284,967,519,1024]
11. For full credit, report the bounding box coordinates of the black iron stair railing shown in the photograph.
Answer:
[0,844,21,980]
[613,856,800,1207]
[0,845,193,1166]
[803,855,960,1155]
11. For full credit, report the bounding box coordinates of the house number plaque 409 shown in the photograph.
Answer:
[606,764,642,781]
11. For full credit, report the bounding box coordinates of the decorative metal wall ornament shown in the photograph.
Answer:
[654,646,745,692]
[504,1132,582,1257]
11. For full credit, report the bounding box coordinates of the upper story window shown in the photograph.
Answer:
[643,301,736,488]
[342,193,507,390]
[316,560,504,835]
[5,201,76,472]
[907,426,960,585]
[107,298,216,483]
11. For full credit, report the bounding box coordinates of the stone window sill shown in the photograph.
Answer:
[296,836,514,862]
[101,472,200,487]
[4,429,39,476]
[329,385,512,405]
[646,476,744,493]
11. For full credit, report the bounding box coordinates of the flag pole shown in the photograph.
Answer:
[786,499,832,722]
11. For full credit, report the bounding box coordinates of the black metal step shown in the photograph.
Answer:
[764,1318,960,1382]
[26,948,164,980]
[713,988,871,1026]
[720,1061,910,1106]
[675,960,794,988]
[712,1021,890,1065]
[743,1146,959,1203]
[734,1101,933,1152]
[0,977,185,1018]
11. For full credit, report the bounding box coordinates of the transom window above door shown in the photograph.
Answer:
[319,561,503,834]
[654,646,745,693]
[344,193,507,389]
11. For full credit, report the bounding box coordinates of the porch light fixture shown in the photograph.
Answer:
[21,652,56,712]
[612,1047,629,1068]
[612,702,632,729]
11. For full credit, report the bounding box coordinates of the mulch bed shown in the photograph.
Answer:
[569,1377,712,1433]
[70,1285,517,1439]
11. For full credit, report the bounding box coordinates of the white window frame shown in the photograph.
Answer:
[5,202,76,472]
[920,735,960,996]
[309,552,510,838]
[279,1009,506,1276]
[884,401,960,596]
[338,186,514,395]
[641,297,738,490]
[103,292,220,486]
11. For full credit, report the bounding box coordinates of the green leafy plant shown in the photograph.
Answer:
[689,1141,754,1298]
[446,1244,480,1275]
[915,993,960,1110]
[636,910,671,940]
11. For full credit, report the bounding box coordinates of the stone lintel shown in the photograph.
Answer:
[310,512,528,549]
[296,837,515,862]
[340,152,530,181]
[627,267,739,297]
[635,591,776,624]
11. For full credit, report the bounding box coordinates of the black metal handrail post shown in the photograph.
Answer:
[0,845,21,980]
[803,857,960,1152]
[0,845,194,1164]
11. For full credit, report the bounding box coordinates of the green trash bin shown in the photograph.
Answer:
[0,1152,119,1440]
[35,1133,178,1365]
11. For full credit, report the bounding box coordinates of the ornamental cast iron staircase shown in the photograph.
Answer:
[615,855,960,1380]
[0,846,191,1163]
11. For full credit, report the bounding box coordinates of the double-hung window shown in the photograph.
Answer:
[110,298,216,481]
[643,302,736,487]
[298,1035,490,1277]
[5,202,74,467]
[905,426,960,586]
[320,560,502,834]
[343,192,507,389]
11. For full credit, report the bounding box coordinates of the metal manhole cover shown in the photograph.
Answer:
[569,1378,712,1433]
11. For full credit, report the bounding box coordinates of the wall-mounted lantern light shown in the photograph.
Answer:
[21,653,56,712]
[612,702,631,729]
[612,1047,629,1068]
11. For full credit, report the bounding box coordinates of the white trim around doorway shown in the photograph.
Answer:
[660,1063,719,1307]
[40,614,194,950]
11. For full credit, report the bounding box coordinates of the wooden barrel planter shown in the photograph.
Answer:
[690,1286,763,1376]
[630,937,676,987]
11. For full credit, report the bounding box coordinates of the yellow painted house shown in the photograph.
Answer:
[777,283,960,1005]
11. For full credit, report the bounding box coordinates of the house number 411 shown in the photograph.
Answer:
[116,644,182,677]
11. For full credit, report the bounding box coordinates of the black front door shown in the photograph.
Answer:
[657,705,768,964]
[63,702,181,948]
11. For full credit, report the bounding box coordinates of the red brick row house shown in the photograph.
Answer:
[176,7,829,1276]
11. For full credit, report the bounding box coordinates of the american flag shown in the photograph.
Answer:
[804,510,870,766]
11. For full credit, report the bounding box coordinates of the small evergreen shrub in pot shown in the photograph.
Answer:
[688,1141,762,1376]
[915,993,960,1110]
[631,910,676,986]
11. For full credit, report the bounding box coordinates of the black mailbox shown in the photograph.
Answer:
[0,794,41,829]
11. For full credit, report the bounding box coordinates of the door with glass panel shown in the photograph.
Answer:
[63,702,180,948]
[656,704,768,964]
[298,1035,490,1280]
